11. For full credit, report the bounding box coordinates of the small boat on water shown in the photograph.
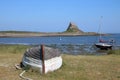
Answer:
[95,42,112,50]
[95,16,113,50]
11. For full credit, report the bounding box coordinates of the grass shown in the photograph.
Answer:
[0,45,120,80]
[108,49,120,55]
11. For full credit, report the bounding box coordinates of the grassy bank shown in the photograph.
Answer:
[0,30,98,37]
[0,45,120,80]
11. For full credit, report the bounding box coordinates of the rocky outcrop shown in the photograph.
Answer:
[65,22,84,34]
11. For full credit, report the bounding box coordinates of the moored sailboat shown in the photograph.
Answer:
[95,42,112,50]
[95,16,112,50]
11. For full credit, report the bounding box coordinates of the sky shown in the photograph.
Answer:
[0,0,120,33]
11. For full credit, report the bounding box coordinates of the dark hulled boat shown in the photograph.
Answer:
[95,43,112,50]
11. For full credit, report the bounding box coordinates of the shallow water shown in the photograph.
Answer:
[0,34,120,55]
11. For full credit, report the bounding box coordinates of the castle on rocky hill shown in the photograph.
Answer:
[64,22,97,35]
[65,22,84,33]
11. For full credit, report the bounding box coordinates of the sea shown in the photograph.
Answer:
[0,33,120,55]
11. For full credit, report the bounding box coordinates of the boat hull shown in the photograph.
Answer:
[95,43,112,50]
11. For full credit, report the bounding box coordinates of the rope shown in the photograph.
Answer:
[15,64,22,70]
[19,70,33,80]
[15,64,33,80]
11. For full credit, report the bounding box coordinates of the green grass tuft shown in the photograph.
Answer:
[0,44,30,54]
[108,49,120,55]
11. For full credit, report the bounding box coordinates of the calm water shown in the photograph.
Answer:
[0,34,120,54]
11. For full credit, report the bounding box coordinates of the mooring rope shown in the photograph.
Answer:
[15,64,32,80]
[15,64,22,70]
[19,70,33,80]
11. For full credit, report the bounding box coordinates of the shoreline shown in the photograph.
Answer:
[0,32,98,38]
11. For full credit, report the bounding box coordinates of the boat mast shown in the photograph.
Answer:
[98,16,103,40]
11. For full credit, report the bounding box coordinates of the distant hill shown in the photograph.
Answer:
[65,22,84,34]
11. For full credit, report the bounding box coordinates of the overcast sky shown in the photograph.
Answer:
[0,0,120,33]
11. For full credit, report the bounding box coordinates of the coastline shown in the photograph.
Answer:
[0,32,98,38]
